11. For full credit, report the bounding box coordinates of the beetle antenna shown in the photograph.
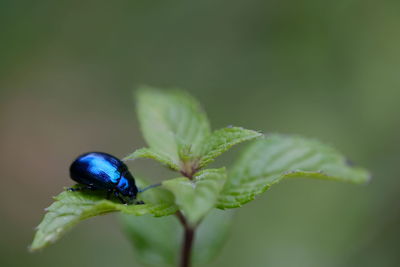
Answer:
[139,183,162,193]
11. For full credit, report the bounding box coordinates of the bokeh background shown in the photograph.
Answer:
[1,1,399,266]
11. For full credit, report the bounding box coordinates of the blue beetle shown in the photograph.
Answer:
[69,152,140,204]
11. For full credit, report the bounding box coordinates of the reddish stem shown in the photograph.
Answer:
[176,211,195,267]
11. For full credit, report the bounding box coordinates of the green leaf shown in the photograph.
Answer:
[30,183,177,251]
[197,127,262,168]
[123,147,180,171]
[134,88,261,172]
[136,87,211,167]
[163,168,227,225]
[193,209,234,264]
[120,209,233,267]
[218,134,371,209]
[120,214,181,267]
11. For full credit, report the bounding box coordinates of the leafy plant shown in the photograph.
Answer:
[30,87,370,267]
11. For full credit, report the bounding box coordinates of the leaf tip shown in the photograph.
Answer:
[357,169,372,185]
[28,245,36,253]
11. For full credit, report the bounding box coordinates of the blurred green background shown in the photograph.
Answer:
[1,1,399,266]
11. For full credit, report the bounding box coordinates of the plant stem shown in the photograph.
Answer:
[181,225,195,267]
[176,211,196,267]
[177,161,199,267]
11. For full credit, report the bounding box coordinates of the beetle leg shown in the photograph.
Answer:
[134,200,145,205]
[114,191,126,204]
[106,189,113,199]
[68,186,86,192]
[68,187,81,192]
[68,185,96,192]
[87,184,96,190]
